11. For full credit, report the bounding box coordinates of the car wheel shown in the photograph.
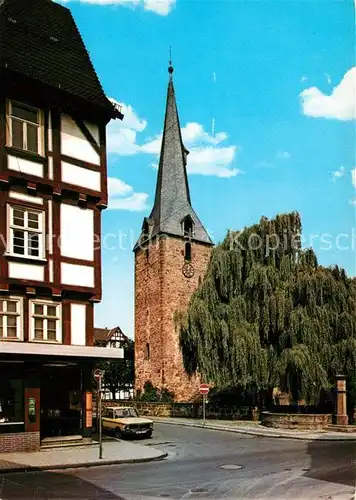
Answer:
[115,427,122,439]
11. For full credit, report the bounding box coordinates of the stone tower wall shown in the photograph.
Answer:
[134,235,211,402]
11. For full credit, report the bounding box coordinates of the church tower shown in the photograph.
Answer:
[134,65,213,402]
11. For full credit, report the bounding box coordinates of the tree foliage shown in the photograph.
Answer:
[178,212,356,405]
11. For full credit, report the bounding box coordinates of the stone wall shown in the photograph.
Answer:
[172,403,259,420]
[135,235,211,402]
[99,400,172,417]
[261,411,332,430]
[95,400,259,421]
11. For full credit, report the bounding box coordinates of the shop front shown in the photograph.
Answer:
[0,343,123,453]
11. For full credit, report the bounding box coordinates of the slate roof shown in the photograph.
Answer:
[134,70,213,250]
[0,0,120,119]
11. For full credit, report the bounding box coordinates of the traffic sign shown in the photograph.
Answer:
[199,383,209,395]
[93,368,104,382]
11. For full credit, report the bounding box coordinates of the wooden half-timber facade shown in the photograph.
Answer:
[0,0,123,452]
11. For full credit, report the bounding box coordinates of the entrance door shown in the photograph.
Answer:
[40,365,82,438]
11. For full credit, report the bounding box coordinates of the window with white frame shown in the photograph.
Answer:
[8,205,44,259]
[30,301,61,342]
[8,101,42,154]
[0,298,22,340]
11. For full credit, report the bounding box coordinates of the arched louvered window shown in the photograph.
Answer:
[182,215,194,238]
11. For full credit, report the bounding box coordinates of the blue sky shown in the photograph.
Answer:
[60,0,355,336]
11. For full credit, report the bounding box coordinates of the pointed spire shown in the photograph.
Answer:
[134,65,212,249]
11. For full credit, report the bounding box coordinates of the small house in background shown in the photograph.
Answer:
[94,326,134,401]
[93,326,129,349]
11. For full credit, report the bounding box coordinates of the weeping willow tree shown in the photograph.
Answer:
[178,212,356,406]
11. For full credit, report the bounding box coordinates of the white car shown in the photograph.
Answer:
[101,406,153,439]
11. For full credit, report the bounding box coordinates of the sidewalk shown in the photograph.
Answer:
[152,417,356,442]
[0,440,167,474]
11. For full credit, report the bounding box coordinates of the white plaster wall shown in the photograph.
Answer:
[84,121,100,145]
[61,263,94,288]
[71,303,86,346]
[8,155,43,178]
[48,156,54,180]
[9,191,43,205]
[8,262,44,281]
[61,114,100,165]
[49,259,54,282]
[61,162,101,192]
[60,204,94,261]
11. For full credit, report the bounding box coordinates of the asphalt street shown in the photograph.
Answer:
[0,423,355,499]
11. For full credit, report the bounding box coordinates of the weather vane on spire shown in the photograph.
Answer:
[168,46,174,77]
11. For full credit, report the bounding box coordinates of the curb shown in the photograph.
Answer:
[153,419,356,442]
[0,452,168,475]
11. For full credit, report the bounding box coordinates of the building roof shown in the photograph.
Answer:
[93,326,128,345]
[0,0,122,120]
[134,68,213,250]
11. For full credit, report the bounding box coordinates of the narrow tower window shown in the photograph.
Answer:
[145,342,150,360]
[184,242,192,262]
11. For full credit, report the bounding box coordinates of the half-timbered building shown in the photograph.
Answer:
[0,0,123,452]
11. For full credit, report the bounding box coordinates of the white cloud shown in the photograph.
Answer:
[141,122,228,155]
[140,135,161,154]
[352,168,356,188]
[300,67,356,120]
[188,146,239,177]
[331,166,345,181]
[108,177,133,197]
[107,102,238,178]
[58,0,175,15]
[349,199,356,206]
[143,0,175,15]
[109,192,149,211]
[107,100,147,155]
[108,177,149,211]
[182,122,228,146]
[277,151,291,160]
[140,122,238,177]
[300,76,308,83]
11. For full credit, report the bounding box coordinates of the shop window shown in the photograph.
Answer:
[0,378,24,430]
[30,301,61,342]
[0,297,23,340]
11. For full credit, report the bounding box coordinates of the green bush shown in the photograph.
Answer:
[137,381,174,402]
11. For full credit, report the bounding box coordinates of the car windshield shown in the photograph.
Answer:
[114,408,139,418]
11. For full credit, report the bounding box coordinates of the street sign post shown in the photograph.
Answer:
[93,369,104,459]
[199,384,209,423]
